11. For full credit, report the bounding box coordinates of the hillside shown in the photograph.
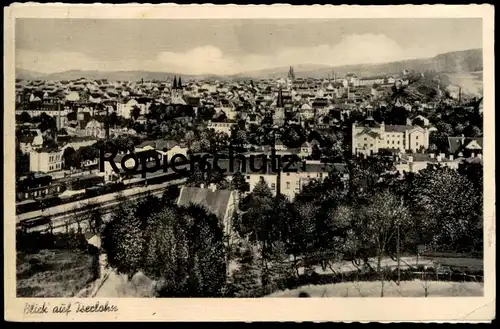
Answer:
[15,48,482,81]
[289,48,483,79]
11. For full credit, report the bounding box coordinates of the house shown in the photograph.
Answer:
[358,76,386,86]
[136,115,147,125]
[29,147,64,173]
[135,139,188,162]
[117,98,149,118]
[406,114,432,127]
[395,153,460,174]
[61,136,98,151]
[207,121,236,136]
[298,141,312,158]
[448,136,483,158]
[85,119,106,139]
[245,113,262,127]
[18,134,44,154]
[227,156,346,200]
[177,184,237,238]
[352,119,433,156]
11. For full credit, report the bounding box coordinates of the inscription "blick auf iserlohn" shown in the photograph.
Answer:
[24,301,118,316]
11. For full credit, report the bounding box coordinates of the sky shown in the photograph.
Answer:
[16,18,482,75]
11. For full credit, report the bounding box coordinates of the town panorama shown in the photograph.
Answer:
[15,20,484,299]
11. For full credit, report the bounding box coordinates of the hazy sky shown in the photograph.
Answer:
[16,18,482,75]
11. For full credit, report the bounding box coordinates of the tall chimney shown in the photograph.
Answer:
[54,102,60,144]
[105,105,110,140]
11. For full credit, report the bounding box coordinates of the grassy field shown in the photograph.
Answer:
[267,280,484,298]
[17,249,98,297]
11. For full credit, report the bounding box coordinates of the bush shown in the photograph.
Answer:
[16,230,92,253]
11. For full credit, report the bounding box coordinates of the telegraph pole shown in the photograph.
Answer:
[397,223,401,285]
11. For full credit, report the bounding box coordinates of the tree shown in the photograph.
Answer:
[102,201,145,276]
[109,111,118,129]
[185,163,208,187]
[17,111,31,124]
[353,190,411,271]
[15,147,30,178]
[146,204,227,297]
[161,185,180,204]
[198,106,216,121]
[408,165,482,252]
[38,112,57,133]
[62,147,76,170]
[238,178,274,242]
[131,106,141,121]
[230,172,250,194]
[227,242,262,297]
[85,202,103,235]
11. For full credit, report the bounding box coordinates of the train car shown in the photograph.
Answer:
[35,195,62,209]
[16,199,39,214]
[17,173,53,192]
[85,185,103,198]
[67,175,105,191]
[19,216,51,231]
[146,171,182,185]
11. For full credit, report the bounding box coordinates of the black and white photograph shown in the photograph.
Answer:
[4,3,495,323]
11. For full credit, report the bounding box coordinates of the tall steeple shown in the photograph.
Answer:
[288,66,295,80]
[177,76,183,89]
[277,87,284,108]
[172,76,178,89]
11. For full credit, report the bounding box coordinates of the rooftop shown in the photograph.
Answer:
[177,186,234,220]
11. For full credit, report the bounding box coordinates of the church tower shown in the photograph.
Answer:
[171,76,184,99]
[287,66,295,90]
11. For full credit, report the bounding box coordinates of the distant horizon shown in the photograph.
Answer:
[16,18,482,76]
[16,47,483,78]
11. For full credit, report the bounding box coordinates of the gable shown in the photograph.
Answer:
[408,126,425,134]
[465,140,482,150]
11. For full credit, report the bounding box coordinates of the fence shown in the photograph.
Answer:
[277,266,484,292]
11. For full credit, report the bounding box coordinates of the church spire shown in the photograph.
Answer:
[277,87,284,108]
[173,76,178,89]
[177,76,183,89]
[288,66,295,80]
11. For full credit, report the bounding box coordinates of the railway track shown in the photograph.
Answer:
[17,178,186,232]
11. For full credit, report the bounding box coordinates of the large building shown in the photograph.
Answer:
[29,147,64,173]
[351,119,434,156]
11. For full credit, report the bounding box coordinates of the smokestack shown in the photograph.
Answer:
[105,105,110,140]
[458,87,462,103]
[54,102,60,144]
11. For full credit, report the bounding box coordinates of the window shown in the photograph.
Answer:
[286,173,290,176]
[370,144,373,147]
[246,176,250,179]
[392,141,395,144]
[319,173,323,178]
[416,136,419,140]
[397,141,400,145]
[286,182,290,189]
[364,137,367,141]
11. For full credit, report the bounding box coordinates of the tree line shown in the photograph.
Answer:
[100,154,482,297]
